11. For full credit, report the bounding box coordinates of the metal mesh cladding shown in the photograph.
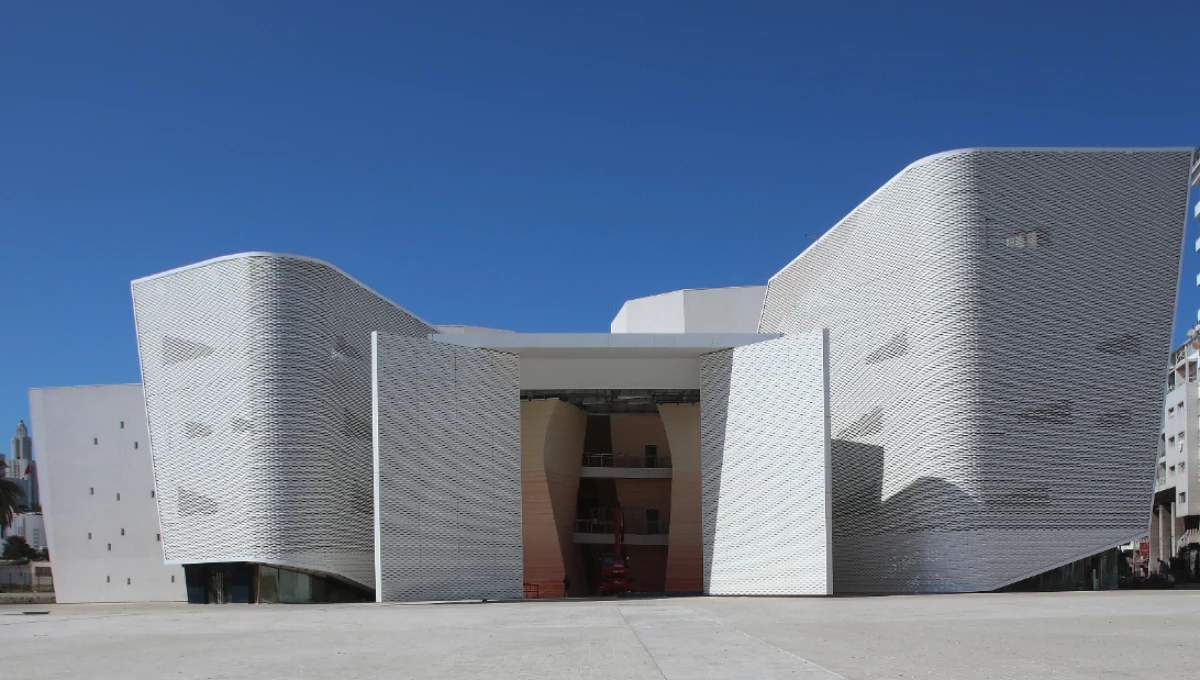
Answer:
[132,254,436,589]
[700,331,832,595]
[759,149,1191,593]
[372,334,522,602]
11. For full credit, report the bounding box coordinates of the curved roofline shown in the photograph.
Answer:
[767,146,1196,284]
[131,251,436,330]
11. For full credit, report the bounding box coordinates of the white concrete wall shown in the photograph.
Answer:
[28,385,185,603]
[611,291,688,333]
[611,286,766,334]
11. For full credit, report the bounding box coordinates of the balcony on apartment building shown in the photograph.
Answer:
[580,450,673,479]
[573,506,670,545]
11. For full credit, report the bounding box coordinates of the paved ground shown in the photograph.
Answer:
[3,591,1197,679]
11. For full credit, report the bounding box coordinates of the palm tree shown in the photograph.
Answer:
[0,462,24,532]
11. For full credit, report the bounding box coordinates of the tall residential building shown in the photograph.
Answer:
[9,420,32,479]
[1152,342,1199,571]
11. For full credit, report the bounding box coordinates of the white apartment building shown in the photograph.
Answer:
[6,513,47,551]
[28,385,185,603]
[1153,342,1199,567]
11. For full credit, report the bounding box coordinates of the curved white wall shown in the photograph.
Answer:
[132,253,435,589]
[760,148,1191,593]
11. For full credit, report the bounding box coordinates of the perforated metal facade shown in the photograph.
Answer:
[132,254,435,589]
[372,333,522,602]
[759,148,1191,593]
[700,331,832,595]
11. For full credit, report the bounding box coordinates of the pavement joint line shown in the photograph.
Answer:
[615,605,668,680]
[707,614,849,679]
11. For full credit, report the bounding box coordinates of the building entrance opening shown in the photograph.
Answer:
[520,389,700,597]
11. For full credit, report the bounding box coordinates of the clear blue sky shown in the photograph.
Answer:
[2,2,1198,433]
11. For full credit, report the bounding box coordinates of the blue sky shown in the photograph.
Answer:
[2,2,1198,432]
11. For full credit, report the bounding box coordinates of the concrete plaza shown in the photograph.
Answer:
[3,591,1196,679]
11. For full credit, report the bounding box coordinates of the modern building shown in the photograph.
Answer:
[10,420,32,479]
[28,385,185,603]
[610,286,767,334]
[5,513,46,551]
[1152,341,1200,573]
[1,421,38,510]
[31,147,1191,604]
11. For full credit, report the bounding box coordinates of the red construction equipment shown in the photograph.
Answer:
[595,505,636,596]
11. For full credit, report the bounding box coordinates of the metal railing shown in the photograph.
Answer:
[581,453,672,469]
[574,507,669,535]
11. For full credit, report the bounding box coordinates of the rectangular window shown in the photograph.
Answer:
[126,578,131,585]
[151,490,155,498]
[171,575,175,583]
[1181,492,1187,504]
[107,544,112,551]
[646,508,660,534]
[120,421,124,429]
[88,533,92,540]
[116,493,121,501]
[645,444,658,468]
[120,528,125,536]
[1169,437,1176,447]
[1170,465,1176,475]
[134,441,139,449]
[93,438,98,445]
[106,576,110,583]
[156,534,161,542]
[1005,230,1044,248]
[89,487,94,495]
[1169,407,1175,416]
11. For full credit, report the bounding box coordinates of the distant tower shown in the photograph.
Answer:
[9,420,32,480]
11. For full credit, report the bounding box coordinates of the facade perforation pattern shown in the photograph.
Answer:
[700,331,831,595]
[373,334,522,602]
[759,149,1191,592]
[132,254,436,588]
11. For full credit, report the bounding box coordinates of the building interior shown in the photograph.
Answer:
[519,389,702,597]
